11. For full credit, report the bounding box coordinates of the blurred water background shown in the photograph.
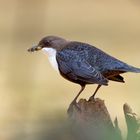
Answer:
[0,0,140,139]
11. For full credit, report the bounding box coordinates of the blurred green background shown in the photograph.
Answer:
[0,0,140,139]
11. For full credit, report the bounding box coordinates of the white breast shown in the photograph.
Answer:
[42,48,59,71]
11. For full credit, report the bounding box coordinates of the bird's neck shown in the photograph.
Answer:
[42,48,59,72]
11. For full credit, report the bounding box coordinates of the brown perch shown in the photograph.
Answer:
[67,97,140,140]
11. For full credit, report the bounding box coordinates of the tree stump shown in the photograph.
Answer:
[67,97,140,140]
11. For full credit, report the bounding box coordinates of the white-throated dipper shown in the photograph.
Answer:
[28,36,140,104]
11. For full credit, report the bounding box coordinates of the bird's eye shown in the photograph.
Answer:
[39,39,51,47]
[44,41,50,46]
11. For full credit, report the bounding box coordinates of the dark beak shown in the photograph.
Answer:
[27,45,42,52]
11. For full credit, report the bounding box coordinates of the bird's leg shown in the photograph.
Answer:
[71,85,85,104]
[89,85,102,101]
[67,85,85,114]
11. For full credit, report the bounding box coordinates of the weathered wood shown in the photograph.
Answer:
[67,97,140,140]
[68,98,112,125]
[39,97,140,140]
[68,98,122,140]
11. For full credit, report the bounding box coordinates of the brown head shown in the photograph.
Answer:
[28,36,68,52]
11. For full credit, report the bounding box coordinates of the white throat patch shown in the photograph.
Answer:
[42,48,58,71]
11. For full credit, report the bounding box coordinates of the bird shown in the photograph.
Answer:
[28,36,140,104]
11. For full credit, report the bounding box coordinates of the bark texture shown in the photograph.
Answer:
[67,98,140,140]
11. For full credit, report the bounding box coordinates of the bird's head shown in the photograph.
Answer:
[28,36,68,52]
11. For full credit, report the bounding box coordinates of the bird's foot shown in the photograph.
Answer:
[88,95,96,101]
[67,100,81,115]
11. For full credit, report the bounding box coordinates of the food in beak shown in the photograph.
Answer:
[27,45,42,52]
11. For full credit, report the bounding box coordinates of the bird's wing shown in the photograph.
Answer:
[58,41,128,73]
[56,48,108,85]
[85,44,140,73]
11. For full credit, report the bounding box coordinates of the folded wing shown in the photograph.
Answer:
[56,49,108,86]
